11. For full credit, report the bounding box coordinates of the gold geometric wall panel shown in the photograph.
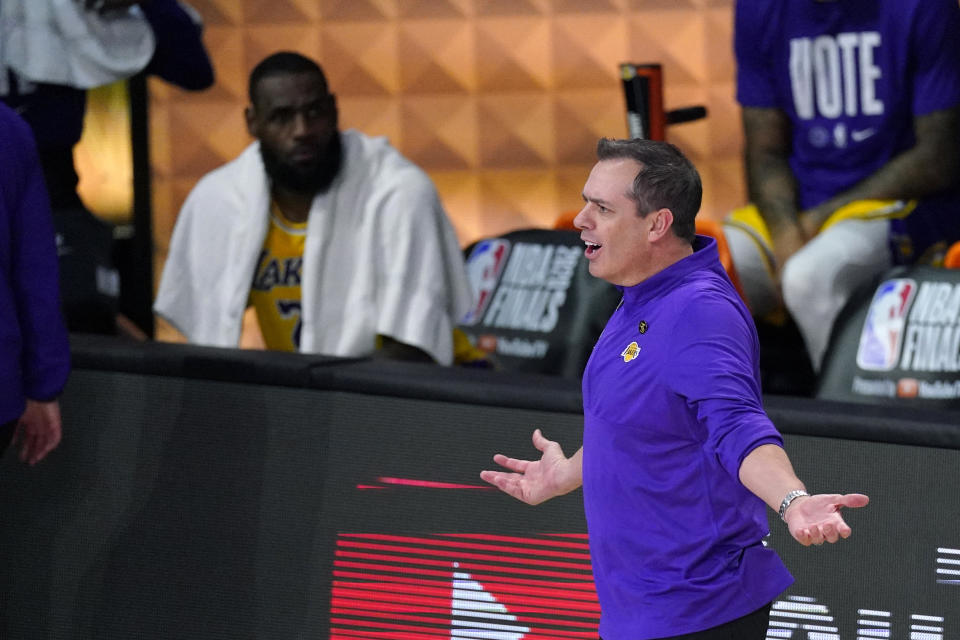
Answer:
[151,0,745,283]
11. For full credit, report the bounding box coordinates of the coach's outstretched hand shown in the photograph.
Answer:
[480,429,583,506]
[783,493,870,546]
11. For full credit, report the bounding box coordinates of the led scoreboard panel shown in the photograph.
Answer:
[0,342,956,639]
[321,394,960,640]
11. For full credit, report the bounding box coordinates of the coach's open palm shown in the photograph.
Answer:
[784,493,870,546]
[481,429,582,505]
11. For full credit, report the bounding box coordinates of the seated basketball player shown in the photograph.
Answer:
[155,52,473,364]
[723,0,960,372]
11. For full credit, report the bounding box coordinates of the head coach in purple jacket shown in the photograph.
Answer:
[482,138,870,640]
[0,102,70,465]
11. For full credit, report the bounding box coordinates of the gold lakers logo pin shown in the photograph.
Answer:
[621,341,640,363]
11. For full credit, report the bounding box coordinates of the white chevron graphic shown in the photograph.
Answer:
[450,562,530,640]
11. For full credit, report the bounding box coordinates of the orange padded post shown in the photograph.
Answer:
[945,241,960,268]
[553,211,578,231]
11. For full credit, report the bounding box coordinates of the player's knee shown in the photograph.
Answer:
[780,254,822,316]
[722,223,779,316]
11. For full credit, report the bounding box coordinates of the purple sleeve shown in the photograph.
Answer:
[141,0,215,91]
[910,0,960,116]
[665,294,784,480]
[734,0,778,108]
[5,110,71,401]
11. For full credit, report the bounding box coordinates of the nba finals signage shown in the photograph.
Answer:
[459,229,621,378]
[819,266,960,407]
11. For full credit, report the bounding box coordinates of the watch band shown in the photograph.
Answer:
[779,489,809,521]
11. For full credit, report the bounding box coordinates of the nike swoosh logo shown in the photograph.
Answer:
[851,128,876,142]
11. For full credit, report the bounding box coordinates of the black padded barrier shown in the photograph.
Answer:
[0,334,957,639]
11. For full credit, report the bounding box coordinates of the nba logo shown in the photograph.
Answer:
[856,278,917,371]
[461,239,511,326]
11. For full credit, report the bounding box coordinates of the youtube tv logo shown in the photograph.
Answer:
[330,533,599,639]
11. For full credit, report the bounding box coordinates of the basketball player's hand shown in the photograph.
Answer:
[15,400,62,465]
[481,429,582,505]
[783,493,870,546]
[770,223,808,276]
[799,205,831,239]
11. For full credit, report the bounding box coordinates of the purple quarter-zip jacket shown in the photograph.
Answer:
[581,236,793,639]
[0,103,70,424]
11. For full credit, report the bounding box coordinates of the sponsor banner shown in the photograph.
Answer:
[857,277,960,374]
[462,239,511,327]
[459,230,621,378]
[474,242,580,333]
[820,266,960,408]
[852,376,960,400]
[474,336,550,359]
[856,278,916,372]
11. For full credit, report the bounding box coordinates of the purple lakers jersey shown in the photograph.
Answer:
[735,0,960,211]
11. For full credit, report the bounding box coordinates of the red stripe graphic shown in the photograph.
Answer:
[336,541,591,570]
[335,579,598,606]
[355,477,495,491]
[331,632,447,640]
[333,570,597,596]
[338,534,591,560]
[440,533,590,550]
[330,533,598,640]
[332,584,599,614]
[333,597,597,621]
[333,569,595,592]
[334,554,592,580]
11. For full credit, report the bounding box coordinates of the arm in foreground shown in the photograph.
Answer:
[480,429,583,506]
[739,443,869,546]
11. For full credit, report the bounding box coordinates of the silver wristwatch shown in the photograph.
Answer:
[779,489,809,521]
